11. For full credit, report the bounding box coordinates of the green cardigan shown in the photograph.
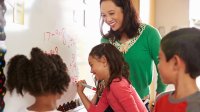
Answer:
[101,24,166,99]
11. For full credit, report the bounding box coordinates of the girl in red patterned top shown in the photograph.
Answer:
[77,43,147,112]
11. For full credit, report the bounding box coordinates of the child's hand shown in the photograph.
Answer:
[76,80,86,93]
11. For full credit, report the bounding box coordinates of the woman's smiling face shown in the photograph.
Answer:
[100,0,124,31]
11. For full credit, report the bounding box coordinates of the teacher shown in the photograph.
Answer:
[99,0,166,111]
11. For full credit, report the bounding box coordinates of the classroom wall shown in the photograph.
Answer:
[4,0,100,111]
[155,0,189,37]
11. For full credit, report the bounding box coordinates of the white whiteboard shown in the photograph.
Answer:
[4,0,100,111]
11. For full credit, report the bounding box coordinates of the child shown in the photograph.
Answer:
[154,28,200,112]
[92,78,113,112]
[77,43,147,112]
[6,47,70,112]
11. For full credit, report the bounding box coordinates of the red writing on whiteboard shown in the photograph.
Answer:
[44,46,59,55]
[67,53,77,70]
[44,28,66,45]
[70,76,78,84]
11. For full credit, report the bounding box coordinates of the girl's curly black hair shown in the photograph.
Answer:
[6,47,70,96]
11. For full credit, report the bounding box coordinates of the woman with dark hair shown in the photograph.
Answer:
[99,0,166,111]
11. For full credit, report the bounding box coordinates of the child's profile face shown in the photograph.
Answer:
[158,49,175,84]
[88,56,109,81]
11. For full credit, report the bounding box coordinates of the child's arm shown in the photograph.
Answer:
[91,80,105,104]
[77,80,109,112]
[77,80,92,110]
[91,93,98,104]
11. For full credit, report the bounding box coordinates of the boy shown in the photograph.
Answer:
[154,28,200,112]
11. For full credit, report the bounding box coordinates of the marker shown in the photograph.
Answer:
[81,83,96,91]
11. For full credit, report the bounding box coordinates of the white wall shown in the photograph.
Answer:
[155,0,190,36]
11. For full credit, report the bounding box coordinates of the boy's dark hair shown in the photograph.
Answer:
[100,0,140,41]
[161,27,200,79]
[6,47,70,96]
[89,43,130,89]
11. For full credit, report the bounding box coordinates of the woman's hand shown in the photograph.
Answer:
[76,80,87,94]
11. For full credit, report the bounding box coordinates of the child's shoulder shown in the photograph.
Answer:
[108,77,133,95]
[186,91,200,112]
[112,77,128,83]
[188,91,200,99]
[110,77,129,88]
[187,91,200,104]
[155,91,172,102]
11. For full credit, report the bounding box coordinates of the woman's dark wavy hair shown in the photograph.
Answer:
[100,0,141,42]
[89,43,130,90]
[6,47,70,96]
[161,27,200,79]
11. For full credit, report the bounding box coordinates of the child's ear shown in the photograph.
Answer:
[172,55,185,71]
[100,55,108,66]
